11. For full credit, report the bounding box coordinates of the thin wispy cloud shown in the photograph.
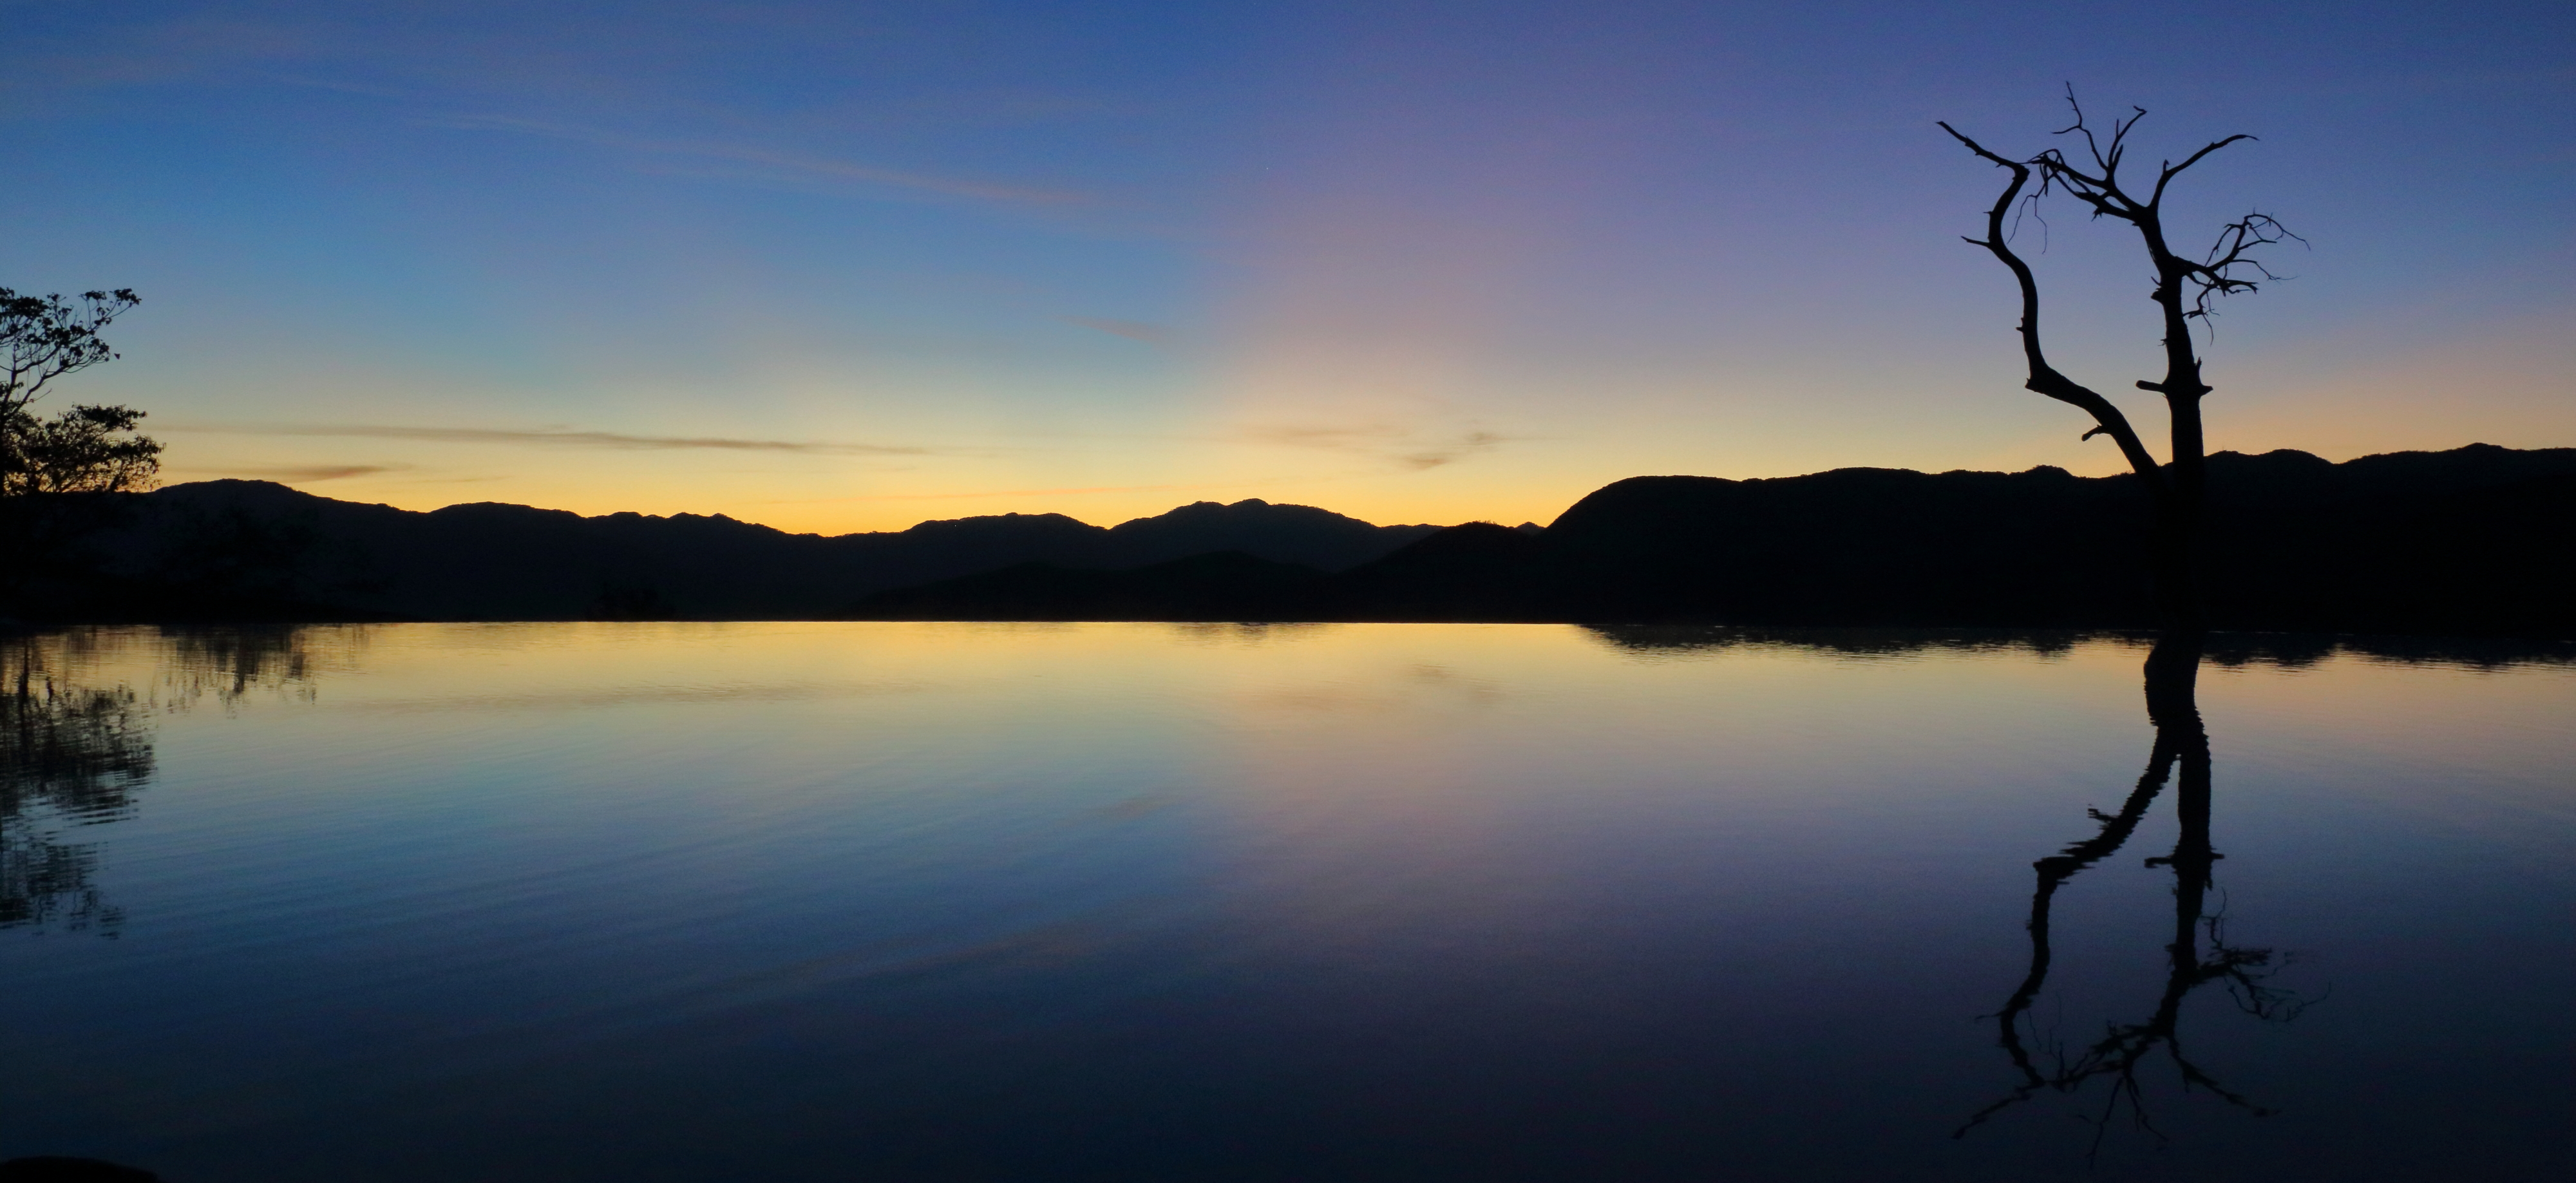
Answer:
[171,422,938,456]
[1057,315,1173,345]
[1237,424,1512,471]
[1237,424,1408,451]
[261,72,423,102]
[1399,431,1505,470]
[773,482,1229,503]
[180,463,410,482]
[429,114,1090,207]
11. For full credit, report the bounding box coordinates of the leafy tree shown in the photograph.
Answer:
[1,287,158,618]
[3,404,164,497]
[1,287,158,498]
[1940,93,2298,629]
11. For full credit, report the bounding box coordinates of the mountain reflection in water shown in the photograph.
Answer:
[0,623,2566,1182]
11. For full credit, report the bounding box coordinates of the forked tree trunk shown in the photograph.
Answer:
[1940,98,2290,632]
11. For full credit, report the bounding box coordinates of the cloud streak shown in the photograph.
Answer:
[171,422,938,456]
[1399,431,1505,470]
[1057,315,1173,345]
[1236,424,1511,471]
[430,115,1090,207]
[772,482,1231,504]
[182,463,410,482]
[1236,424,1403,450]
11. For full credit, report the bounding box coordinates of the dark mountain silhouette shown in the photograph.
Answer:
[842,444,2576,636]
[5,443,2567,634]
[1091,499,1430,570]
[5,489,1435,623]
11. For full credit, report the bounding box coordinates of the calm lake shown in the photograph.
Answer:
[3,623,2570,1181]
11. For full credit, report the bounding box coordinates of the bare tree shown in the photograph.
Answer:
[1956,634,2317,1157]
[1939,91,2298,629]
[1937,97,2313,1156]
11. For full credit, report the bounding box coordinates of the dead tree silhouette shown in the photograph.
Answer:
[1940,91,2298,630]
[1955,633,2317,1155]
[1937,93,2318,1153]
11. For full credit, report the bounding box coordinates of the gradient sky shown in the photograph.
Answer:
[6,1,2570,533]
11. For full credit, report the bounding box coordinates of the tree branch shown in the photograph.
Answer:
[2176,213,2305,318]
[1,289,140,420]
[1938,123,2166,490]
[2151,135,2256,208]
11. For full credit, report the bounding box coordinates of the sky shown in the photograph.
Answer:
[5,0,2570,534]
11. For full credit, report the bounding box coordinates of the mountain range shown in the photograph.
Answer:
[7,443,2570,635]
[848,444,2576,634]
[9,483,1439,621]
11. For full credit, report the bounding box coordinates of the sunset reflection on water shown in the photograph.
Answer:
[3,623,2569,1181]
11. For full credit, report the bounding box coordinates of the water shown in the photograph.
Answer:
[3,623,2570,1181]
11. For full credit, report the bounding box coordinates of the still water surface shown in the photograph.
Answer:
[2,623,2570,1181]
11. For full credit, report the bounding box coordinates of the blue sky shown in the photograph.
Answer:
[6,0,2569,531]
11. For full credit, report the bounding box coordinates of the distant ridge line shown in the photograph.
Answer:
[6,444,2570,636]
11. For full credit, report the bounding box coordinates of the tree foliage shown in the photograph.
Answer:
[0,287,157,497]
[3,404,166,496]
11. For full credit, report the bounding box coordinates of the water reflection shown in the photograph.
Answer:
[0,627,339,933]
[1584,624,2090,659]
[160,625,334,707]
[1,634,155,933]
[1958,631,2318,1152]
[1583,623,2576,669]
[1578,624,2573,1163]
[0,624,2566,1180]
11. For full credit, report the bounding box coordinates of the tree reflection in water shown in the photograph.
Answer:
[160,626,330,709]
[1,627,333,934]
[1956,630,2317,1154]
[1,633,155,934]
